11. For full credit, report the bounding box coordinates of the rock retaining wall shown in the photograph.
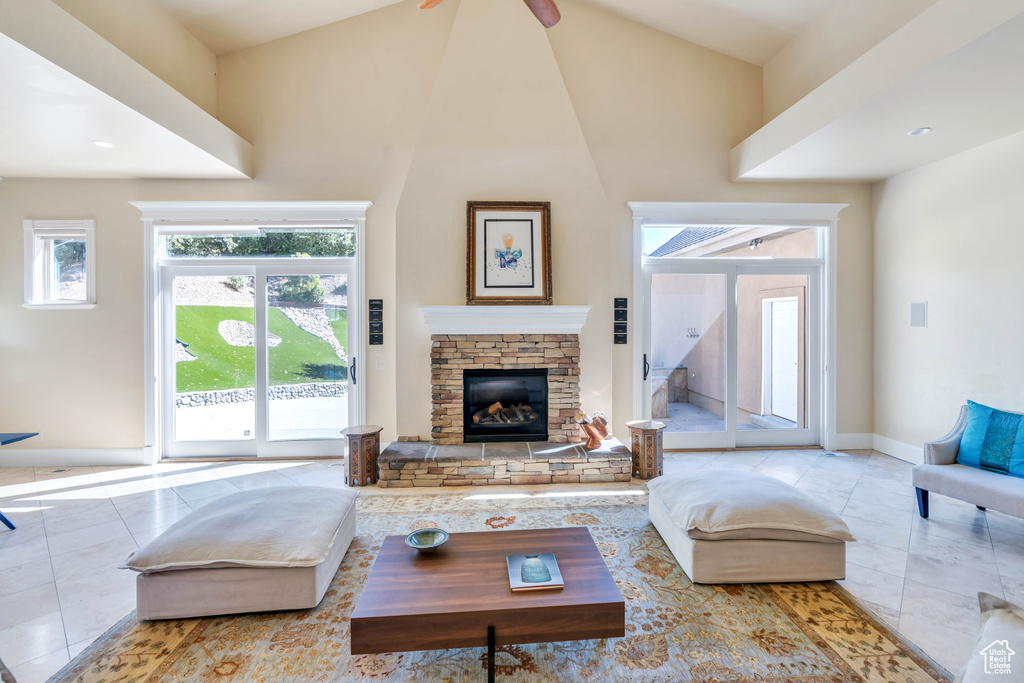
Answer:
[175,382,347,408]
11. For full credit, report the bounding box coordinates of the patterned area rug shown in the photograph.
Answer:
[53,490,951,682]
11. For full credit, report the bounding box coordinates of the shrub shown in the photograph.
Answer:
[226,275,246,291]
[279,275,325,304]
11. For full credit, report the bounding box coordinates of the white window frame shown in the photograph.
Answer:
[629,202,847,451]
[23,220,96,309]
[131,201,371,464]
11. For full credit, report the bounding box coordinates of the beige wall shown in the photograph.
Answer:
[873,130,1024,448]
[0,0,460,450]
[763,0,936,122]
[394,0,614,441]
[0,0,876,454]
[53,0,219,116]
[0,180,146,448]
[549,0,873,438]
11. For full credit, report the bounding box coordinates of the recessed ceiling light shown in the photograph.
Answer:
[908,127,932,137]
[91,139,115,148]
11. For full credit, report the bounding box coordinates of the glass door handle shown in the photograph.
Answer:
[351,357,356,385]
[643,354,650,381]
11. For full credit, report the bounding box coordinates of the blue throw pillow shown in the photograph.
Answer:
[957,400,1024,478]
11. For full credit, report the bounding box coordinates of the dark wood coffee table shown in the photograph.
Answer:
[350,527,624,682]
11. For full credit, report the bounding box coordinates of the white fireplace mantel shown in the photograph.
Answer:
[420,306,591,335]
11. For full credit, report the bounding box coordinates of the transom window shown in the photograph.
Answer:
[642,225,818,258]
[160,228,356,259]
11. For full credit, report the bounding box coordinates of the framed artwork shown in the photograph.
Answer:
[466,201,552,305]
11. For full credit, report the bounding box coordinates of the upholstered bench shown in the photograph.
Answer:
[122,486,357,620]
[647,469,855,584]
[913,403,1024,519]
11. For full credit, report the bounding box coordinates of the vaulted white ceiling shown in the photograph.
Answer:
[2,0,1023,182]
[0,32,249,179]
[0,0,252,179]
[152,0,840,64]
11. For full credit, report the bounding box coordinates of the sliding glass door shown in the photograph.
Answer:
[641,226,821,449]
[157,225,360,458]
[162,265,356,457]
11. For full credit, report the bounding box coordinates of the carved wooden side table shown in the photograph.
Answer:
[343,425,383,487]
[625,420,665,480]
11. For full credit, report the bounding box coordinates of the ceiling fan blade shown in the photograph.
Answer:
[418,0,445,8]
[522,0,560,27]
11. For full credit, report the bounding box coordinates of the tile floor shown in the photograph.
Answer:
[658,401,765,432]
[1,449,1021,680]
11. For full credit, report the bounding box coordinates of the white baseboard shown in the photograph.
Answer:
[0,448,147,468]
[872,435,923,465]
[832,433,874,450]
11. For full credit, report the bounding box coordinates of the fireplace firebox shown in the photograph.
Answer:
[463,369,548,443]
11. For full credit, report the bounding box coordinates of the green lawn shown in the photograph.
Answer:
[176,305,348,392]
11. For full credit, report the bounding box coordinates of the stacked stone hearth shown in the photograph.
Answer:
[430,333,581,445]
[377,441,632,488]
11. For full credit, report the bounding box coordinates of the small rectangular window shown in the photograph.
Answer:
[24,220,96,308]
[643,225,818,258]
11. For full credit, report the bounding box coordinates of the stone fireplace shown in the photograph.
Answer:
[422,306,591,446]
[373,306,632,489]
[430,333,581,445]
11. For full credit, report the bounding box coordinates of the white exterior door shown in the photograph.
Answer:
[768,298,799,422]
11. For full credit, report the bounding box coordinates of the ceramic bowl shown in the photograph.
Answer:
[405,528,449,553]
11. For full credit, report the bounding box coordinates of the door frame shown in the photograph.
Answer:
[629,202,846,451]
[133,201,372,464]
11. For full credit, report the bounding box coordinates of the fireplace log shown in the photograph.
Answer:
[473,402,540,426]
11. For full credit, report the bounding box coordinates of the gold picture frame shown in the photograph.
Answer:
[466,201,552,305]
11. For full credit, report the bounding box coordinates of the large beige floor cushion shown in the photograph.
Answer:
[648,469,855,584]
[122,486,357,620]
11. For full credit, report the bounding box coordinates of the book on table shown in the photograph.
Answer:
[506,553,564,592]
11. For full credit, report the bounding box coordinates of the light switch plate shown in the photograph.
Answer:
[910,301,927,328]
